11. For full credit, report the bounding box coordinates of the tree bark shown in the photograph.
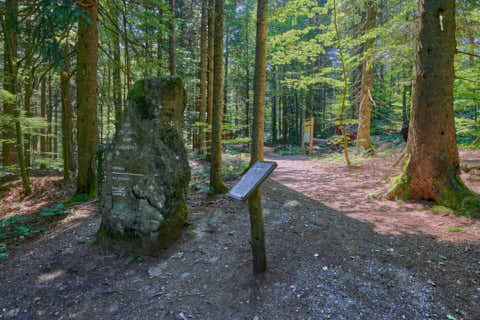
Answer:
[207,0,215,158]
[224,34,229,128]
[244,0,250,138]
[209,0,228,194]
[47,77,53,161]
[40,78,47,169]
[54,89,58,159]
[2,0,18,166]
[113,22,122,129]
[23,59,33,172]
[61,70,74,181]
[272,69,278,144]
[169,0,177,75]
[76,0,99,196]
[386,0,479,214]
[198,0,208,155]
[122,2,131,91]
[356,0,376,152]
[248,0,269,274]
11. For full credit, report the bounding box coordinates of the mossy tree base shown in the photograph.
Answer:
[210,182,229,195]
[385,173,480,218]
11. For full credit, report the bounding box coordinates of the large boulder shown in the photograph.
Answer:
[97,76,190,255]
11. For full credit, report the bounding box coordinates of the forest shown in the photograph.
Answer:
[1,0,480,319]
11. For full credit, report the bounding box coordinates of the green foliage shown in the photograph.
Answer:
[40,203,67,217]
[447,226,464,232]
[274,145,302,156]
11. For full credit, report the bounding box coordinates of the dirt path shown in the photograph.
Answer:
[1,150,479,319]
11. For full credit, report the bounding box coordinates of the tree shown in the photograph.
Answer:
[76,0,99,196]
[169,0,177,75]
[209,0,228,194]
[386,0,479,215]
[207,0,215,158]
[356,0,376,152]
[2,0,18,166]
[198,0,208,154]
[248,0,268,274]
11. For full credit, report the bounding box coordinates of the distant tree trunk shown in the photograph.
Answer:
[2,0,18,166]
[113,24,122,128]
[386,0,479,213]
[244,0,250,138]
[272,69,278,144]
[209,0,228,194]
[122,2,131,90]
[402,84,408,123]
[295,91,299,141]
[23,62,34,172]
[198,0,208,155]
[169,0,177,75]
[207,0,215,158]
[61,70,74,181]
[40,78,47,169]
[282,87,287,143]
[54,90,58,159]
[15,110,31,194]
[356,0,376,152]
[249,0,268,274]
[47,77,53,162]
[223,34,229,128]
[76,0,99,196]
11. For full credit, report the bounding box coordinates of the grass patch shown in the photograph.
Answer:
[447,226,464,232]
[431,205,454,215]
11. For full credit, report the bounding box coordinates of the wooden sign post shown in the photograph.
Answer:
[301,117,314,155]
[227,161,277,273]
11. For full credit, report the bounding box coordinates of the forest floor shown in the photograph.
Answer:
[1,146,480,320]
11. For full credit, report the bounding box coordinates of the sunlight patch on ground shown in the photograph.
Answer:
[38,269,64,283]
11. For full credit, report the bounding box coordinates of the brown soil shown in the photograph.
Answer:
[1,149,479,320]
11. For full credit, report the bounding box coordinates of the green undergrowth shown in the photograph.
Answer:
[430,205,454,215]
[447,226,464,232]
[274,145,303,156]
[0,194,91,261]
[189,151,249,193]
[312,150,368,165]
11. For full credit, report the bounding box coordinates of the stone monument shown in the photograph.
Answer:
[97,76,190,255]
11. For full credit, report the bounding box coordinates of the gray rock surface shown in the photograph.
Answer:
[97,76,190,255]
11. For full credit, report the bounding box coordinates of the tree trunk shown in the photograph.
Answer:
[76,0,99,196]
[169,0,177,75]
[244,0,250,138]
[47,77,53,162]
[272,69,277,144]
[54,90,58,159]
[40,78,47,169]
[24,64,33,172]
[122,3,131,91]
[198,0,208,155]
[15,109,30,194]
[61,70,74,181]
[113,23,122,129]
[248,0,269,274]
[282,87,287,143]
[386,0,478,214]
[207,0,215,158]
[223,34,229,128]
[209,0,228,194]
[356,0,376,152]
[2,0,18,166]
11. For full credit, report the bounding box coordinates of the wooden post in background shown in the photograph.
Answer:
[301,117,314,155]
[309,117,314,154]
